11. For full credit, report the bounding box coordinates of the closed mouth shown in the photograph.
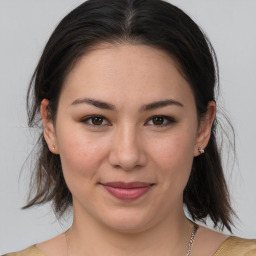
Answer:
[100,182,154,200]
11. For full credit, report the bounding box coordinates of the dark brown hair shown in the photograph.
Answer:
[24,0,235,232]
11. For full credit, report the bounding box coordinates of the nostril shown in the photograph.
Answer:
[108,133,147,170]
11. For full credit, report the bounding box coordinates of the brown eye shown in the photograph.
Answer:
[81,115,109,127]
[91,116,104,125]
[152,116,164,125]
[146,115,176,127]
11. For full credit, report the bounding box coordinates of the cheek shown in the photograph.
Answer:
[150,129,196,188]
[152,130,196,164]
[56,127,109,182]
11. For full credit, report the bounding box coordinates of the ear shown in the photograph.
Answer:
[194,101,216,157]
[41,99,59,154]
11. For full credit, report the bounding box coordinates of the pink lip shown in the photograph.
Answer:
[101,182,153,200]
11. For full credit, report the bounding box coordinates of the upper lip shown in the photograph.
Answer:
[102,182,153,188]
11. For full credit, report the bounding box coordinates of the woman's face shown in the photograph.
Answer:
[42,43,214,232]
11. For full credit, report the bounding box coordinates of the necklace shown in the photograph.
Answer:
[186,223,199,256]
[65,223,199,256]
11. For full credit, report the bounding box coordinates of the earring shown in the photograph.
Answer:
[52,146,56,150]
[198,147,205,154]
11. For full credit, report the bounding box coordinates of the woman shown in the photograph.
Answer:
[4,0,256,255]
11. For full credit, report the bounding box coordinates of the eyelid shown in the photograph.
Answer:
[145,115,176,127]
[80,115,111,127]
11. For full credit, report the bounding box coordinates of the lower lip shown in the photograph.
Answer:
[102,185,152,200]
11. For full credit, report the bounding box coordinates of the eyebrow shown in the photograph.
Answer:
[71,98,116,110]
[71,98,183,111]
[140,99,183,111]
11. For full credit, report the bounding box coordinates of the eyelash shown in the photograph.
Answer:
[145,115,176,127]
[80,115,176,128]
[81,115,110,127]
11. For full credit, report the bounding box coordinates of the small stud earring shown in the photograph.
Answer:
[198,147,205,154]
[52,146,55,150]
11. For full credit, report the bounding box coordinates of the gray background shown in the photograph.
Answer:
[0,0,256,254]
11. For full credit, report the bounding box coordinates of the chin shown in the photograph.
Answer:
[98,208,157,234]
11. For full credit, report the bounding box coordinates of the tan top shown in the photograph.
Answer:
[214,237,256,255]
[3,236,256,256]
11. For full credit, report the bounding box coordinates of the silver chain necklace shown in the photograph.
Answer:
[186,223,198,256]
[66,223,198,256]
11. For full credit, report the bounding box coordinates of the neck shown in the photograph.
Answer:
[68,203,192,256]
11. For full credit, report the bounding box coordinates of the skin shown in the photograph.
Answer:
[39,44,227,256]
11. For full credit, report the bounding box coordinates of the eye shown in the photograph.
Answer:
[146,115,176,127]
[81,115,110,126]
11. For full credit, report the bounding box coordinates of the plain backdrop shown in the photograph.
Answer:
[0,0,256,254]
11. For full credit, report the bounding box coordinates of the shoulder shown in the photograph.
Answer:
[214,236,256,256]
[3,232,67,256]
[2,245,45,256]
[192,224,256,256]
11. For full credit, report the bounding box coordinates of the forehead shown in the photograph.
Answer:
[61,43,195,108]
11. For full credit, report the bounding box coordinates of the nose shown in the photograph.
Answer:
[108,124,147,171]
